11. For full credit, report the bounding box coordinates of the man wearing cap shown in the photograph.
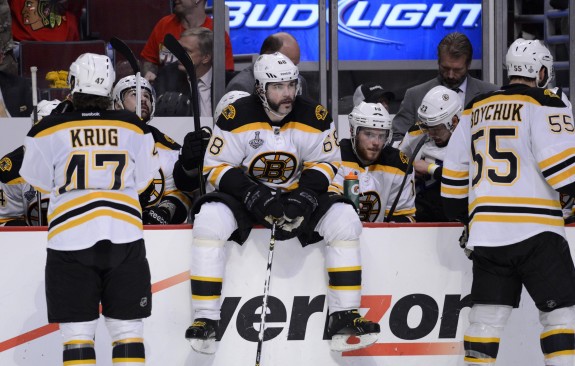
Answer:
[391,32,497,141]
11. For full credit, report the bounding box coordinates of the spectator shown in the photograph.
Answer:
[329,102,416,223]
[399,86,462,222]
[0,37,32,117]
[140,0,233,82]
[225,32,309,96]
[10,0,80,41]
[0,0,16,74]
[154,27,213,117]
[112,75,192,225]
[392,32,498,141]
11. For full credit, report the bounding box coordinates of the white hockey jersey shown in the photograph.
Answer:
[329,139,415,222]
[20,110,160,250]
[399,127,446,188]
[0,146,48,226]
[441,85,575,247]
[204,95,339,193]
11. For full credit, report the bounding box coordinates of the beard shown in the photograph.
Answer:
[267,98,294,115]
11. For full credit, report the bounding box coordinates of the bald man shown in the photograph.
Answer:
[225,32,308,95]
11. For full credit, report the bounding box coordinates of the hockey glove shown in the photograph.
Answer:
[179,127,212,170]
[282,187,318,233]
[459,224,472,259]
[143,206,172,225]
[243,184,284,227]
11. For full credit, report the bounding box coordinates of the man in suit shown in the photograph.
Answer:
[0,39,32,117]
[225,32,309,96]
[154,27,213,117]
[392,32,498,141]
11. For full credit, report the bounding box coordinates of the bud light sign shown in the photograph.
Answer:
[217,0,482,62]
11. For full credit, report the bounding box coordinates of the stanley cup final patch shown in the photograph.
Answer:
[249,131,264,149]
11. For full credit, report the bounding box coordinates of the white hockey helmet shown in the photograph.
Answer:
[505,38,554,88]
[68,53,115,97]
[31,99,61,123]
[417,86,462,132]
[348,102,392,153]
[113,75,156,120]
[253,52,300,110]
[214,90,250,121]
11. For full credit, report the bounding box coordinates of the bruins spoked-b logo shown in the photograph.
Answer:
[144,169,165,207]
[249,152,297,184]
[358,191,381,222]
[249,131,264,149]
[0,157,12,172]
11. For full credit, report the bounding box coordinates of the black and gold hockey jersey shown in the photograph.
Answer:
[204,95,339,194]
[0,146,48,225]
[329,139,415,222]
[441,84,575,247]
[20,109,160,250]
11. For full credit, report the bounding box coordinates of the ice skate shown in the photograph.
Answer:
[327,310,380,352]
[185,318,219,354]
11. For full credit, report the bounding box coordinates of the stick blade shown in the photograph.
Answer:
[110,36,140,73]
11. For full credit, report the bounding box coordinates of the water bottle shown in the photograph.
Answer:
[343,172,360,211]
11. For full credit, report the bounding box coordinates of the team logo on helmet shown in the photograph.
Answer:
[249,131,264,149]
[315,105,328,121]
[249,152,297,184]
[358,191,381,222]
[442,93,449,101]
[0,157,12,172]
[222,105,236,120]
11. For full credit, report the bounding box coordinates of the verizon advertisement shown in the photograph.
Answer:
[0,225,566,365]
[218,0,483,61]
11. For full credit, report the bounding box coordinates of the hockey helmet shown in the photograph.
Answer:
[68,53,115,97]
[417,86,462,133]
[113,75,156,121]
[253,52,300,113]
[505,38,554,88]
[348,101,392,154]
[214,90,250,121]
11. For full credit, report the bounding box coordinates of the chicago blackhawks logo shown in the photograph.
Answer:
[358,191,381,222]
[249,152,297,184]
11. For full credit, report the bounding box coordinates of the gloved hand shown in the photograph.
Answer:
[143,206,172,225]
[243,184,284,227]
[282,187,318,233]
[459,224,472,259]
[179,127,212,170]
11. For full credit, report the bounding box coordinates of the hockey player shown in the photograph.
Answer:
[20,53,160,366]
[399,86,462,222]
[441,38,575,365]
[113,75,191,224]
[329,102,415,222]
[0,99,60,226]
[184,52,380,354]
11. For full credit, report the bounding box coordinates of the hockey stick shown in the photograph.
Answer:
[385,135,427,222]
[255,218,278,366]
[110,37,142,118]
[163,33,205,195]
[30,66,43,226]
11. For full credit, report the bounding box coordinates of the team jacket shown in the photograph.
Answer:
[441,84,575,248]
[329,139,416,222]
[142,126,191,223]
[0,146,47,226]
[203,95,339,196]
[20,109,160,250]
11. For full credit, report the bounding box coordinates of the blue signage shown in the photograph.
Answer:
[213,0,483,62]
